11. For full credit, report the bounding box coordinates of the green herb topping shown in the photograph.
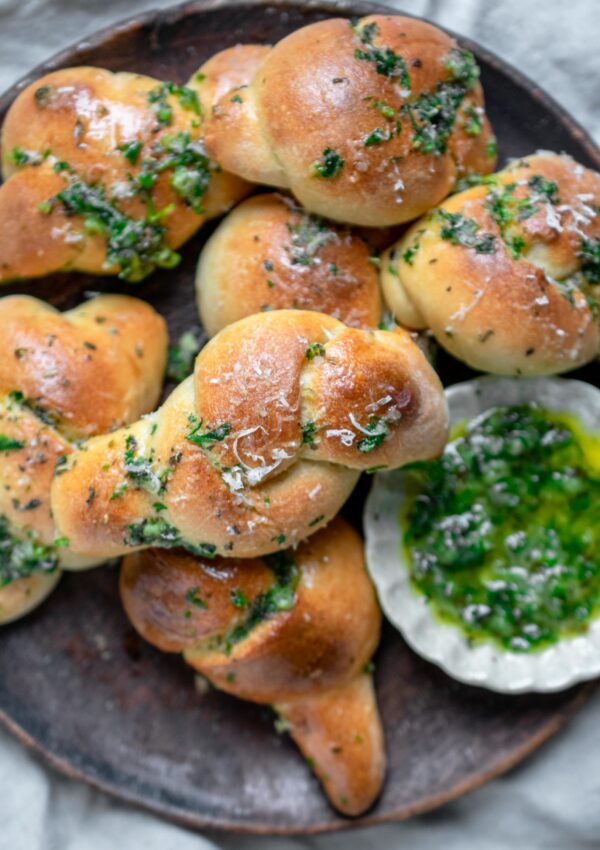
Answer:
[7,146,47,167]
[313,148,345,179]
[230,588,249,608]
[118,140,143,164]
[186,418,232,449]
[400,48,480,156]
[445,47,480,89]
[0,435,25,452]
[286,214,337,265]
[364,122,402,147]
[185,587,208,609]
[463,106,482,136]
[0,517,63,586]
[123,434,172,495]
[147,82,201,127]
[404,404,600,652]
[352,21,411,90]
[34,85,53,106]
[220,550,299,653]
[438,209,497,253]
[51,177,180,282]
[123,516,216,558]
[305,342,326,360]
[166,329,202,383]
[401,230,425,265]
[484,175,561,260]
[302,420,317,445]
[133,131,212,216]
[486,138,498,158]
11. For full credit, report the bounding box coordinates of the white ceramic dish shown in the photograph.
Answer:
[364,376,600,693]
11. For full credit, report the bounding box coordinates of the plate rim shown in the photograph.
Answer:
[0,683,592,835]
[0,0,598,835]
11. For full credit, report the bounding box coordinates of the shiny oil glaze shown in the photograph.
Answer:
[401,404,600,652]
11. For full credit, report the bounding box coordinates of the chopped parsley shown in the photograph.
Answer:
[134,132,212,216]
[34,85,53,106]
[166,328,202,383]
[401,48,481,156]
[487,138,498,158]
[364,122,401,146]
[0,435,24,452]
[124,517,180,546]
[185,587,208,609]
[305,342,326,360]
[401,231,425,265]
[7,390,57,429]
[286,214,336,265]
[484,176,560,260]
[110,482,128,501]
[438,209,497,253]
[579,237,600,284]
[122,434,171,495]
[50,177,180,282]
[352,20,411,90]
[302,420,317,445]
[463,106,482,136]
[186,418,232,449]
[0,517,61,586]
[220,550,299,654]
[357,417,390,453]
[118,140,143,164]
[34,127,215,286]
[7,146,47,167]
[230,588,249,608]
[123,516,216,557]
[528,174,560,203]
[160,132,212,214]
[313,148,344,179]
[445,47,480,89]
[147,82,201,127]
[369,99,396,119]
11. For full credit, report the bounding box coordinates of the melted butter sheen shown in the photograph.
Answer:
[402,404,600,652]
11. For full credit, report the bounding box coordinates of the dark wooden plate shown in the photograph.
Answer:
[0,0,598,835]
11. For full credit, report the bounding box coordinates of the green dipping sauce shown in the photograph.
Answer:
[403,403,600,652]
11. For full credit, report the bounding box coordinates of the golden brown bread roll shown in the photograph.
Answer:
[198,15,496,226]
[381,152,600,375]
[196,192,383,335]
[51,310,448,561]
[120,517,385,816]
[0,294,167,623]
[0,66,250,284]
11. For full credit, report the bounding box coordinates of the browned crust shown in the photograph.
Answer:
[0,294,167,438]
[51,310,447,560]
[196,192,383,336]
[201,15,496,225]
[0,293,168,622]
[0,66,250,283]
[121,517,385,816]
[382,151,600,375]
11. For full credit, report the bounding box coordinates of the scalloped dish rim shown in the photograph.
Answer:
[364,376,600,694]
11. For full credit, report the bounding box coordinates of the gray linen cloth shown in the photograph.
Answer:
[0,0,598,847]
